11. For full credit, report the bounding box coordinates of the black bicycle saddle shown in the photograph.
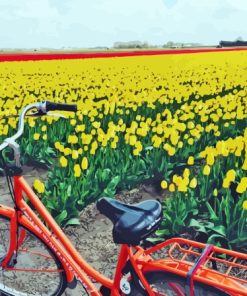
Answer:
[96,197,163,245]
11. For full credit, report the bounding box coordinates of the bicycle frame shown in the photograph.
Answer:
[0,175,122,295]
[0,175,166,296]
[0,175,247,296]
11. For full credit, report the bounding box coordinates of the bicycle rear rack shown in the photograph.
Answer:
[142,237,247,295]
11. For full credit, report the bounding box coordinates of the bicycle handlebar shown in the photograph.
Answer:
[45,101,77,113]
[0,101,77,153]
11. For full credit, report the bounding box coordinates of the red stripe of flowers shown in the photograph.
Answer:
[0,48,247,62]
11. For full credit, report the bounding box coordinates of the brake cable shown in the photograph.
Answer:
[0,153,16,205]
[0,152,21,265]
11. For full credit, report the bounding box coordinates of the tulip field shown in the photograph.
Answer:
[0,50,247,250]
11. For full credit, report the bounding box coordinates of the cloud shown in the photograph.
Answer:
[0,0,246,48]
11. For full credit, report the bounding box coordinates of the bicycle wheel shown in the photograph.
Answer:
[128,271,229,296]
[0,215,67,296]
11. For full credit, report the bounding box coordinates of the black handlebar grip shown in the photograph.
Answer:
[45,101,77,112]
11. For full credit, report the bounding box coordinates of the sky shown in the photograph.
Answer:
[0,0,247,49]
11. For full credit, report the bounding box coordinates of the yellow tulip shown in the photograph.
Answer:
[213,188,218,197]
[206,154,215,166]
[178,183,188,192]
[68,135,78,144]
[183,168,190,178]
[129,135,137,146]
[70,119,77,126]
[33,179,45,194]
[81,157,89,170]
[222,178,230,189]
[29,120,35,128]
[74,164,81,177]
[161,180,168,189]
[133,148,140,156]
[111,142,117,149]
[188,138,194,145]
[41,125,47,132]
[189,178,197,188]
[187,156,194,165]
[33,133,40,140]
[64,148,72,156]
[225,169,236,182]
[168,146,176,156]
[92,121,101,129]
[242,159,247,170]
[72,150,79,159]
[203,165,211,176]
[236,177,247,194]
[54,142,61,150]
[60,156,68,167]
[169,183,175,192]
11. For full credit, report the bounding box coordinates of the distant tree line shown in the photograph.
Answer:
[163,41,201,48]
[219,40,247,47]
[113,41,153,49]
[113,41,202,49]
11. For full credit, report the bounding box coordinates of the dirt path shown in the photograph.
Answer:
[0,166,162,295]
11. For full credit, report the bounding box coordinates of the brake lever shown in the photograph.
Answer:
[47,112,67,119]
[28,111,45,117]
